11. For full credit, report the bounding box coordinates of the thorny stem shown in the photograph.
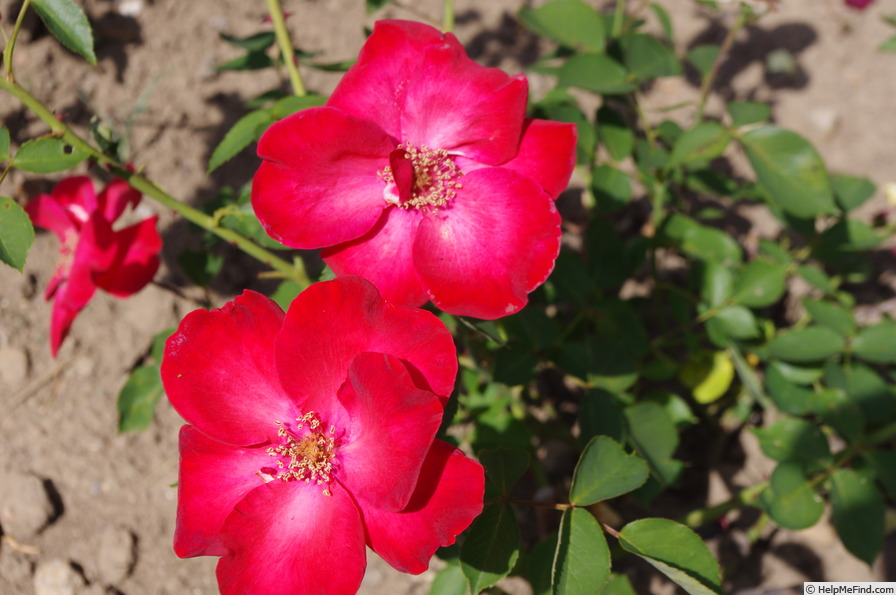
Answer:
[443,0,455,33]
[266,0,306,97]
[4,0,31,81]
[0,75,311,287]
[695,8,749,122]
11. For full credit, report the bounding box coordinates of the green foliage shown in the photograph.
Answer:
[569,436,649,505]
[0,197,34,272]
[552,508,610,594]
[31,0,96,64]
[618,519,722,594]
[14,138,88,173]
[518,0,605,52]
[117,328,175,432]
[460,503,520,593]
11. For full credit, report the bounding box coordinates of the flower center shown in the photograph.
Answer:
[264,412,337,496]
[378,143,463,211]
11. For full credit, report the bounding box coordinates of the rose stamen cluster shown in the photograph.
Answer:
[266,414,338,492]
[379,143,463,211]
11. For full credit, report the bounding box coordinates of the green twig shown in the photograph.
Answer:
[683,481,768,528]
[3,0,32,81]
[695,9,749,122]
[611,0,626,38]
[266,0,306,97]
[0,75,311,287]
[443,0,455,33]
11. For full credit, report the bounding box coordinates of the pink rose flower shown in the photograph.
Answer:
[25,176,161,356]
[162,276,484,595]
[252,20,577,319]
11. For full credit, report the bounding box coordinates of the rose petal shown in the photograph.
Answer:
[362,440,484,574]
[25,194,76,241]
[94,216,162,297]
[47,215,119,356]
[400,42,528,165]
[162,290,297,446]
[174,425,270,558]
[328,20,451,139]
[496,118,577,199]
[98,177,141,222]
[50,176,98,224]
[321,206,429,308]
[276,277,457,415]
[414,168,561,319]
[216,480,366,595]
[252,106,396,249]
[336,352,443,512]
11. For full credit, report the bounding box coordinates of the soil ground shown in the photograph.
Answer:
[1,0,895,593]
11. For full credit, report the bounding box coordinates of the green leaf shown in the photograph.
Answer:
[698,261,732,308]
[557,54,636,95]
[686,45,719,80]
[852,321,896,364]
[830,469,885,565]
[570,436,649,505]
[825,362,896,422]
[591,165,631,212]
[603,573,638,595]
[759,462,824,530]
[31,0,96,64]
[518,0,605,52]
[768,360,823,385]
[878,34,896,52]
[864,450,896,501]
[811,388,865,442]
[178,248,224,286]
[731,260,787,308]
[620,34,681,82]
[831,174,875,212]
[659,214,742,265]
[270,280,304,311]
[678,350,735,404]
[552,508,610,594]
[431,563,466,595]
[117,365,165,432]
[479,448,530,495]
[596,106,634,161]
[797,264,836,294]
[802,298,856,336]
[529,536,558,595]
[728,101,771,128]
[150,327,175,364]
[270,94,327,119]
[218,51,275,71]
[219,32,276,52]
[14,137,88,173]
[667,122,731,169]
[765,326,845,363]
[740,125,836,218]
[461,503,520,593]
[765,364,814,415]
[0,127,9,161]
[625,402,683,486]
[579,390,625,446]
[752,417,831,471]
[0,197,35,272]
[710,306,759,340]
[618,518,722,594]
[649,3,674,41]
[218,201,289,250]
[208,110,275,173]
